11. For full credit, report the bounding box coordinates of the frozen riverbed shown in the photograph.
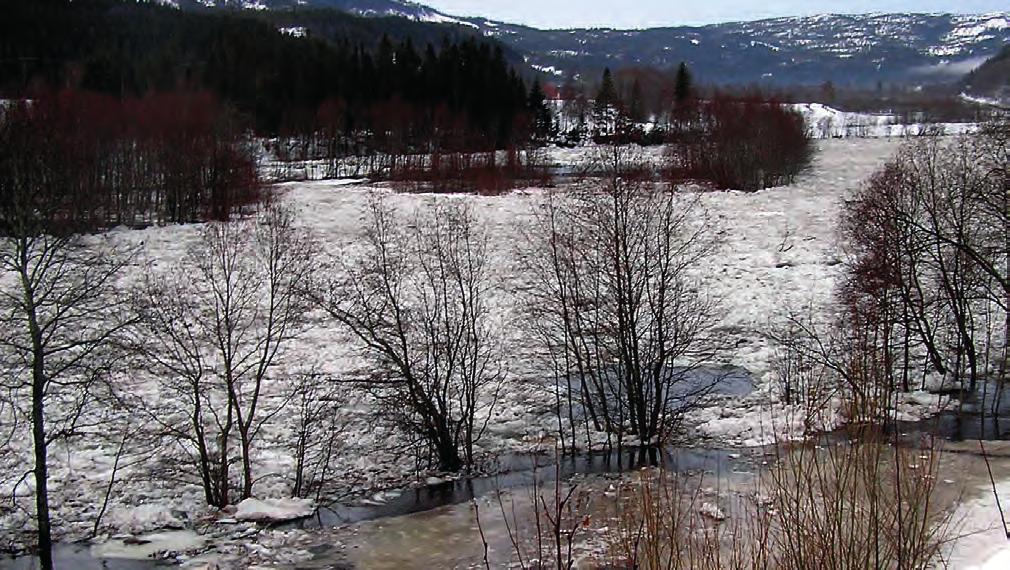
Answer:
[2,138,928,566]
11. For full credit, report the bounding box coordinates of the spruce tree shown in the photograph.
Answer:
[528,79,553,141]
[594,67,618,115]
[593,68,621,137]
[674,62,693,105]
[629,78,645,123]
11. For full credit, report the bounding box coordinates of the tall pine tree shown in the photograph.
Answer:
[628,78,645,123]
[674,62,694,106]
[593,68,621,136]
[594,67,618,115]
[528,79,553,141]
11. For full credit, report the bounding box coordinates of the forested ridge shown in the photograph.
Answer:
[0,0,533,141]
[963,44,1010,103]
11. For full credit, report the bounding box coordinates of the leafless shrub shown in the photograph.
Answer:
[768,314,841,427]
[390,149,553,195]
[765,431,956,570]
[473,451,592,570]
[0,90,262,230]
[290,371,348,502]
[596,435,955,570]
[317,195,504,472]
[767,306,894,426]
[666,92,814,191]
[604,469,761,570]
[523,145,725,451]
[130,203,316,507]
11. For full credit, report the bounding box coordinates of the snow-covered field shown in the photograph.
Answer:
[792,102,979,139]
[0,138,971,566]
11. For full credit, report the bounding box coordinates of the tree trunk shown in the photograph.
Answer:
[21,244,53,570]
[436,436,463,472]
[32,365,53,570]
[240,426,253,500]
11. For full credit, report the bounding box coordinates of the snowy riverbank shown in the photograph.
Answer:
[3,137,961,567]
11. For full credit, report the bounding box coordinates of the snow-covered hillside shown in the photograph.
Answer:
[150,0,1010,87]
[155,0,476,27]
[494,12,1010,85]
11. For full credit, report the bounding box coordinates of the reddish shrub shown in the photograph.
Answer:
[666,91,813,191]
[0,88,262,232]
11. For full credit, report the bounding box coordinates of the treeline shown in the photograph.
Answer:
[277,35,530,151]
[0,0,532,144]
[0,90,260,233]
[843,125,1010,396]
[553,66,814,190]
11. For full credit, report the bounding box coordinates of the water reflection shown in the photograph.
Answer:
[302,446,737,529]
[0,544,160,570]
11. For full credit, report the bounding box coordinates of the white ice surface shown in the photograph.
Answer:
[2,138,939,565]
[234,498,315,522]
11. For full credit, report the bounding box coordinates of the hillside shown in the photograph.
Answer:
[158,0,471,24]
[962,44,1010,104]
[0,0,531,138]
[157,0,1010,87]
[479,13,1010,87]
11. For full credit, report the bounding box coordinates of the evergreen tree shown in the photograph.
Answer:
[674,62,693,105]
[528,79,553,141]
[629,78,645,123]
[0,0,535,147]
[594,67,618,115]
[593,67,622,137]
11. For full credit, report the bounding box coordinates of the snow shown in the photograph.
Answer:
[0,137,958,566]
[968,547,1010,570]
[234,498,315,522]
[414,10,479,29]
[793,102,978,139]
[960,92,1009,109]
[692,400,843,447]
[91,530,205,559]
[278,26,306,38]
[949,476,1010,569]
[945,14,1010,42]
[532,64,564,76]
[891,390,955,422]
[699,501,727,521]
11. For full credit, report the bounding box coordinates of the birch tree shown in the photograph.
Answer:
[318,196,504,472]
[131,204,315,506]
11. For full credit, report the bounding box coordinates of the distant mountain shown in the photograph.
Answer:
[962,44,1010,104]
[474,12,1010,87]
[149,0,515,61]
[157,0,475,26]
[157,1,1010,87]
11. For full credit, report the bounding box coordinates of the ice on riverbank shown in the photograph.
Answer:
[234,498,315,522]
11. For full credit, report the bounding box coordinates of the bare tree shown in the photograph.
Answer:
[0,228,134,569]
[476,453,589,570]
[842,122,1010,398]
[524,146,724,451]
[317,195,504,472]
[290,370,348,501]
[131,203,316,506]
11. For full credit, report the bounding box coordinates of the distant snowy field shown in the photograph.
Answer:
[792,103,979,139]
[1,138,957,561]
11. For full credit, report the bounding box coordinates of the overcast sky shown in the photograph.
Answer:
[421,0,1008,29]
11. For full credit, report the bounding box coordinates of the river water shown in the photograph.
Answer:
[10,369,1009,569]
